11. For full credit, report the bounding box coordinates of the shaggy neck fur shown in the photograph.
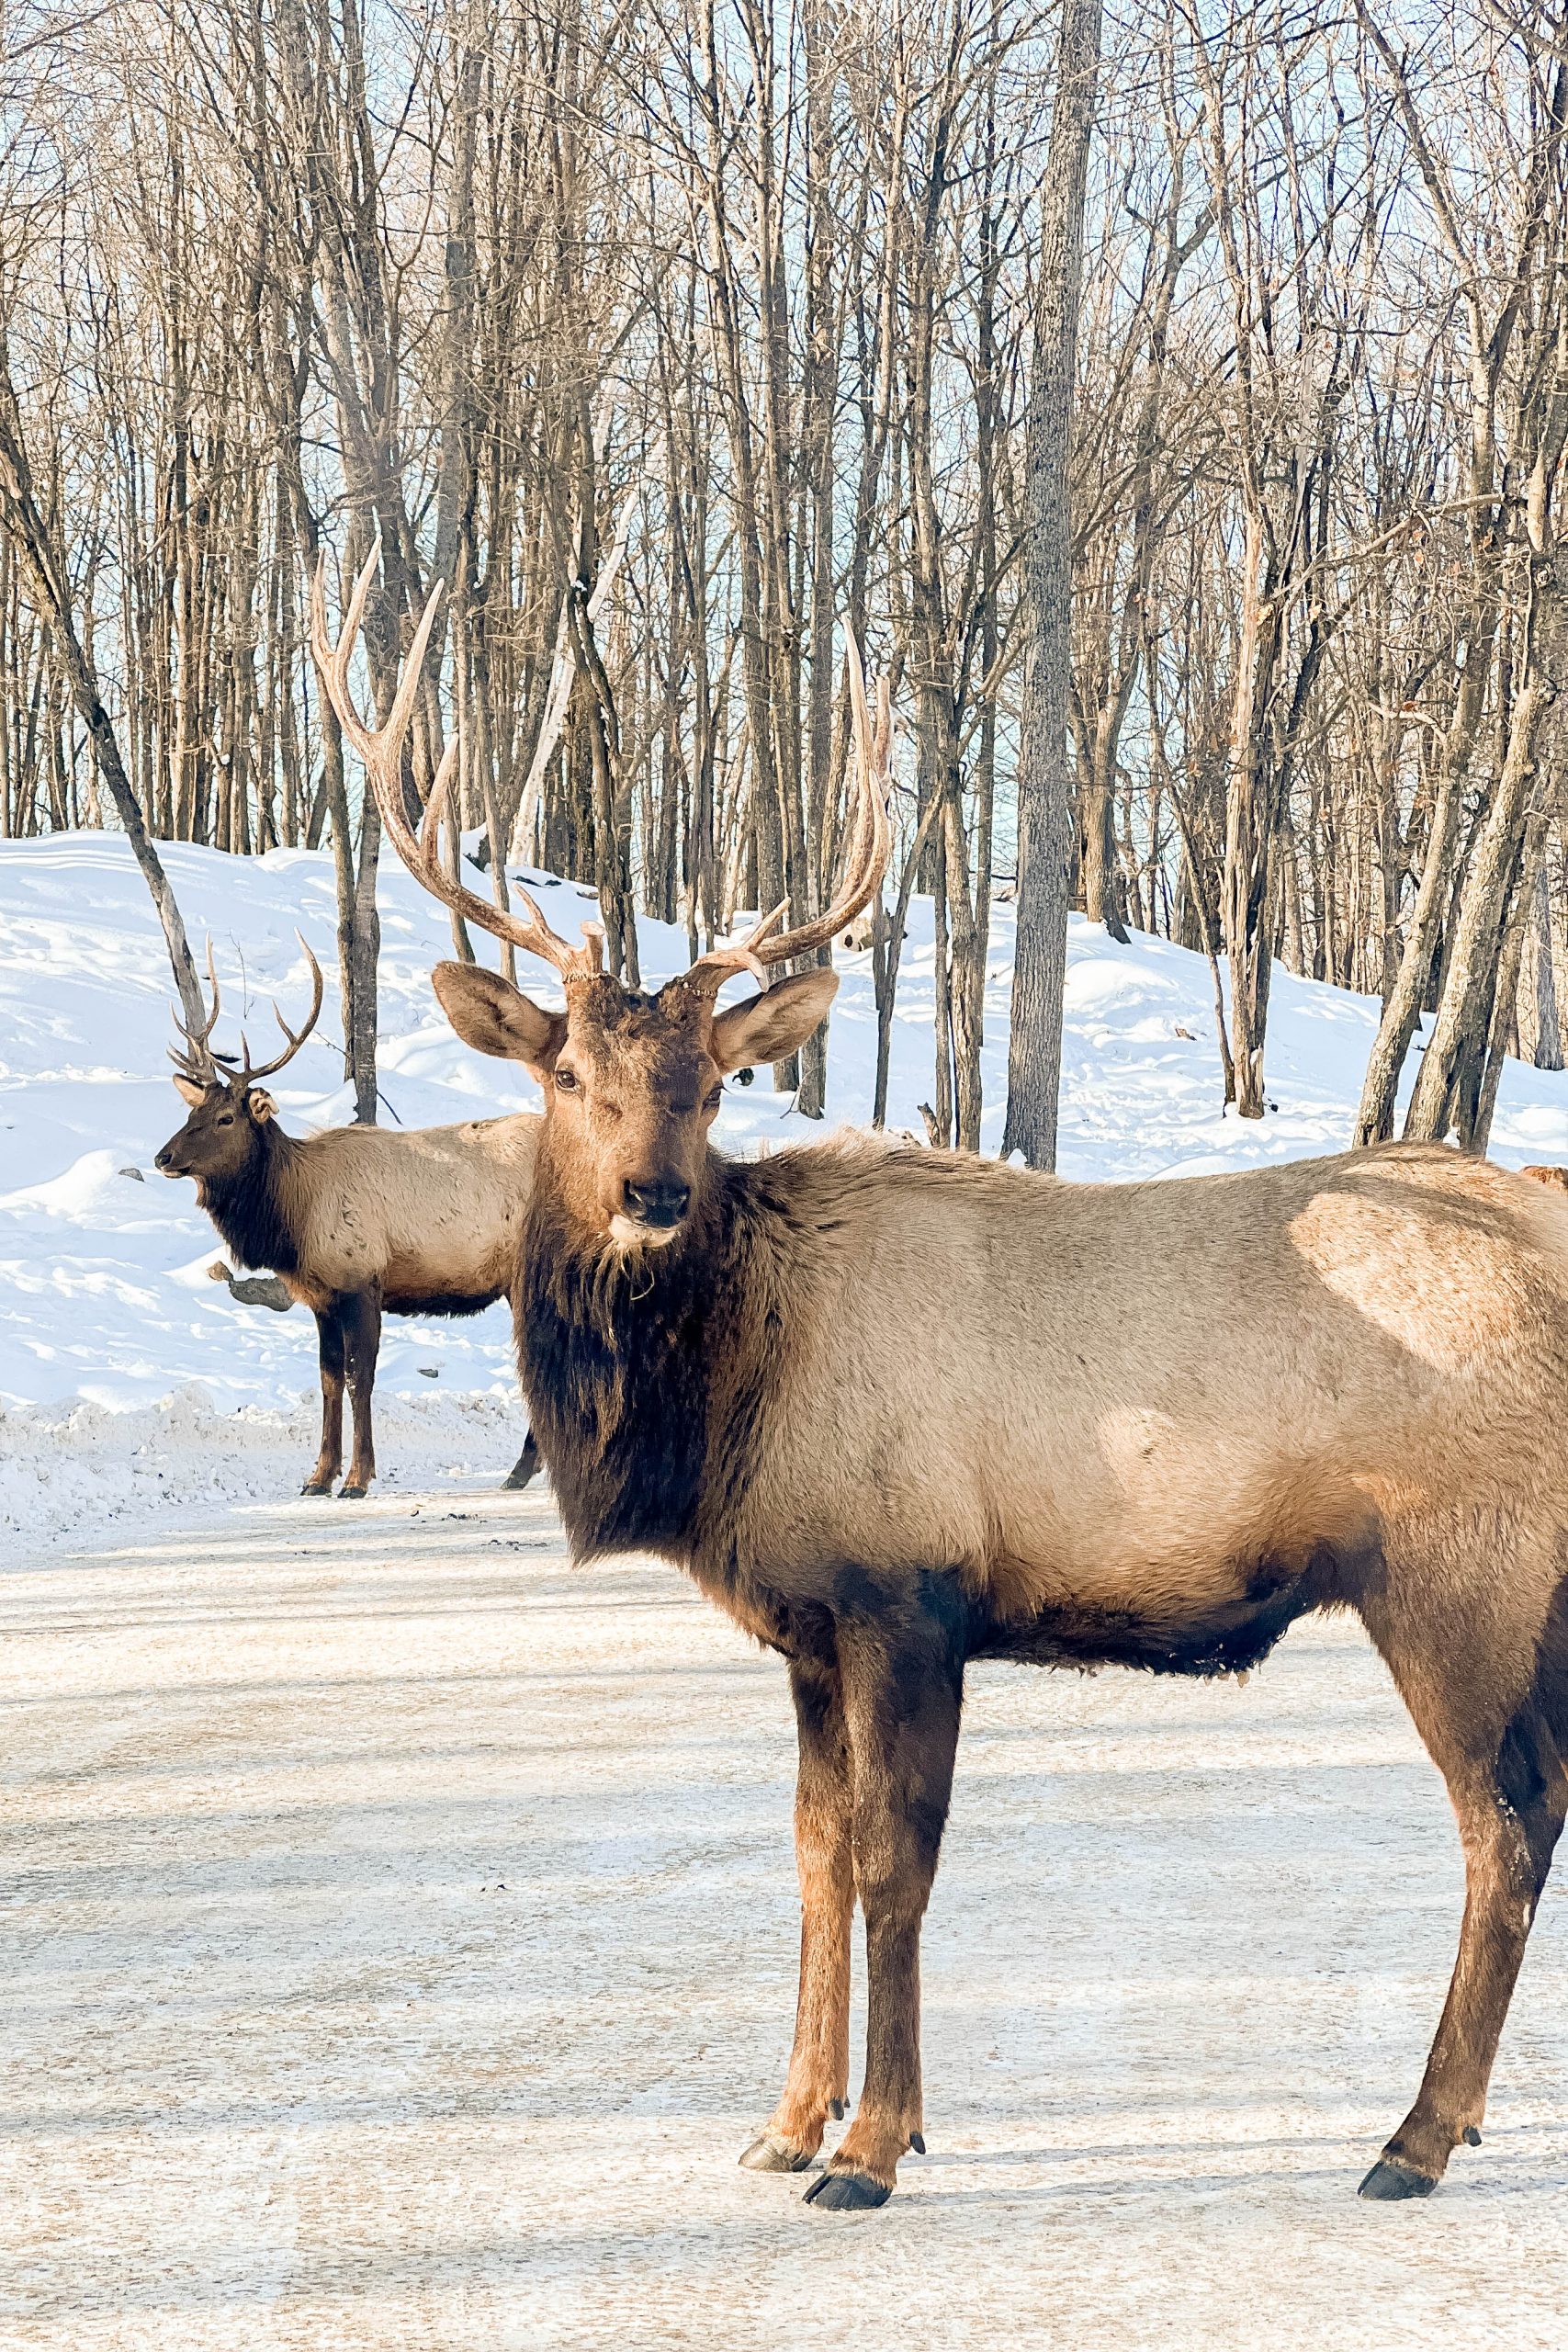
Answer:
[517,1146,786,1579]
[197,1114,300,1277]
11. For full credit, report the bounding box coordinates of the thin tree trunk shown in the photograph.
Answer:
[0,357,203,1024]
[1004,0,1101,1168]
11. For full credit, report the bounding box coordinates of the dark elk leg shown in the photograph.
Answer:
[1361,1596,1568,2199]
[338,1286,382,1499]
[741,1651,854,2173]
[805,1577,966,2211]
[302,1306,345,1496]
[502,1429,540,1490]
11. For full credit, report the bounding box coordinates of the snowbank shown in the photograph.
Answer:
[4,831,1568,1550]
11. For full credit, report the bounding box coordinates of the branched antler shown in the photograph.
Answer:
[310,539,893,1002]
[310,542,603,982]
[683,630,893,999]
[168,938,224,1084]
[211,937,324,1084]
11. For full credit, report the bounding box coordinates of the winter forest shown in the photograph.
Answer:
[4,0,1563,1165]
[18,6,1568,2339]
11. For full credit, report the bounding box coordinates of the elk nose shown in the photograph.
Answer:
[622,1177,691,1228]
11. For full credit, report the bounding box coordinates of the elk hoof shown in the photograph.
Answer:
[338,1482,369,1501]
[739,2132,813,2174]
[502,1465,537,1492]
[300,1478,334,1498]
[1359,2156,1438,2202]
[803,2168,891,2212]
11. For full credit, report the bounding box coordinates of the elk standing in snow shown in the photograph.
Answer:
[154,944,540,1498]
[324,546,1568,2213]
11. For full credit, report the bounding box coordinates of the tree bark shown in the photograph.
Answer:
[1003,0,1101,1168]
[1518,849,1563,1070]
[0,352,203,1025]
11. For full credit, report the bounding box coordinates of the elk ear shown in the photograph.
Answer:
[247,1089,277,1124]
[173,1075,206,1107]
[432,960,567,1079]
[709,967,840,1075]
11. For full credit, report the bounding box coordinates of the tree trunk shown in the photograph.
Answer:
[0,356,203,1024]
[1003,0,1100,1169]
[1405,673,1551,1145]
[1518,848,1563,1071]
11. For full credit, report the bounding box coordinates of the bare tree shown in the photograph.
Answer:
[1005,0,1101,1169]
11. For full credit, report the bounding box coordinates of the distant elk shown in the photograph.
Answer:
[327,544,1568,2213]
[154,944,540,1498]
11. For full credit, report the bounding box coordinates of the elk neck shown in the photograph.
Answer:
[197,1116,301,1278]
[516,1140,787,1600]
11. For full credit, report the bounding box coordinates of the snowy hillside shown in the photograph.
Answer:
[5,830,1568,1550]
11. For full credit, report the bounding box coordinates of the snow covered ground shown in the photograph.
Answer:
[6,1478,1568,2350]
[5,828,1568,1552]
[7,842,1568,2346]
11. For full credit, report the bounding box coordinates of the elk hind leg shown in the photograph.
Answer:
[502,1429,540,1490]
[805,1575,965,2212]
[303,1306,346,1496]
[338,1287,382,1499]
[741,1648,853,2174]
[1361,1582,1568,2199]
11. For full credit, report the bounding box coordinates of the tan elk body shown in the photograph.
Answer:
[217,1109,540,1316]
[156,944,540,1497]
[623,1134,1568,1645]
[317,547,1568,2217]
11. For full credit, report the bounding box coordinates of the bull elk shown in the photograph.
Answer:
[154,942,541,1498]
[325,544,1568,2213]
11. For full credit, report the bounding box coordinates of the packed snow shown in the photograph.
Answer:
[6,1478,1568,2350]
[4,829,1568,1550]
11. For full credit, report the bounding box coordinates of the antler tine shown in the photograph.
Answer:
[681,900,788,1000]
[310,543,600,982]
[691,630,891,998]
[213,935,324,1084]
[169,936,223,1081]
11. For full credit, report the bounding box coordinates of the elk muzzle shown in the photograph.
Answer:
[613,1174,692,1247]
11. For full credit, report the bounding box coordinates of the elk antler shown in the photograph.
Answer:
[168,937,225,1085]
[310,542,604,983]
[211,935,324,1085]
[685,629,893,998]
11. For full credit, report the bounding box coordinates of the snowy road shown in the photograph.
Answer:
[6,1480,1568,2350]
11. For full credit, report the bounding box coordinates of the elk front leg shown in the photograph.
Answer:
[303,1306,345,1495]
[338,1287,382,1498]
[804,1577,965,2212]
[741,1651,853,2174]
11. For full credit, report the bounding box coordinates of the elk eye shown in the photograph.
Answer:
[217,1114,234,1127]
[705,1085,723,1111]
[554,1067,580,1093]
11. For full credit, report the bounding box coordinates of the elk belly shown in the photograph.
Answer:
[969,1436,1374,1677]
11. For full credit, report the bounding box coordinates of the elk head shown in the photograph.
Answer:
[154,939,323,1192]
[310,546,891,1253]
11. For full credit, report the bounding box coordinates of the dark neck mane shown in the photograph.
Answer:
[517,1153,778,1569]
[197,1120,300,1276]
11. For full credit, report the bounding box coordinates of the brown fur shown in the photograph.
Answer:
[428,951,1568,2211]
[156,1079,539,1496]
